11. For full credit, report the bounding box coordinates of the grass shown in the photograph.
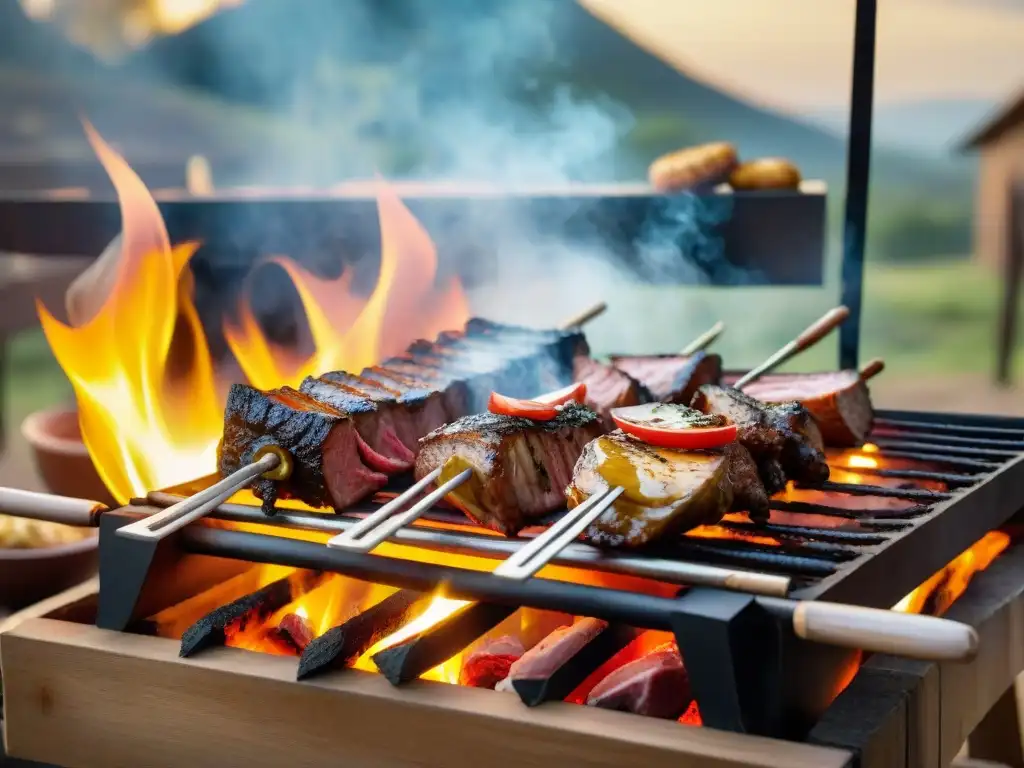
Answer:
[3,258,1021,431]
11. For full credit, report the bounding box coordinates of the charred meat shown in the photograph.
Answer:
[565,430,764,549]
[573,357,653,426]
[586,641,692,719]
[610,351,722,404]
[740,371,874,446]
[691,385,830,490]
[218,384,388,513]
[414,403,604,535]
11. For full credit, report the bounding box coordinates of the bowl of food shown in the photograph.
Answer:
[0,518,98,608]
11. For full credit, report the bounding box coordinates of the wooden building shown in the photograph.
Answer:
[960,89,1024,271]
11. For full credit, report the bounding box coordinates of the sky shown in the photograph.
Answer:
[580,0,1024,113]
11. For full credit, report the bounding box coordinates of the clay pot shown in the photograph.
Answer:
[1,408,105,608]
[21,408,116,508]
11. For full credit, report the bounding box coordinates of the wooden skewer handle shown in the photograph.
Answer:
[680,321,725,356]
[790,601,978,662]
[859,358,885,381]
[0,487,106,527]
[794,305,850,351]
[559,301,607,330]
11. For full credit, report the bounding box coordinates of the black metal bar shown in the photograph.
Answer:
[872,450,1002,472]
[178,525,680,629]
[830,466,979,487]
[769,499,924,521]
[681,536,861,562]
[838,0,878,369]
[873,417,1024,438]
[870,430,1024,451]
[671,542,838,577]
[720,521,890,546]
[872,439,1018,461]
[805,481,951,502]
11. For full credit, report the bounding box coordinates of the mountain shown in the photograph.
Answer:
[805,98,999,158]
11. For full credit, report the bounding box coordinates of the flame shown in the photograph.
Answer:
[38,125,469,504]
[893,530,1011,615]
[846,454,878,470]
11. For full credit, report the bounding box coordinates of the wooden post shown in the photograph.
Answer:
[996,182,1023,386]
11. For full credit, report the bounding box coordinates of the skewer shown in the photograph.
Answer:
[559,301,607,329]
[680,321,725,355]
[859,358,885,381]
[734,306,850,390]
[0,487,106,527]
[115,446,290,541]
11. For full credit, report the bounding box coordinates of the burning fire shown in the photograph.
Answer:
[37,124,469,504]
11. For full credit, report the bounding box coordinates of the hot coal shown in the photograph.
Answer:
[266,612,315,655]
[179,570,325,657]
[372,602,519,686]
[586,642,693,719]
[497,618,639,706]
[296,589,430,680]
[459,635,525,689]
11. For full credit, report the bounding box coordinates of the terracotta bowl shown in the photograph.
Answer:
[1,408,107,608]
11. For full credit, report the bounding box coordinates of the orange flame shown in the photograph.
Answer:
[38,125,470,504]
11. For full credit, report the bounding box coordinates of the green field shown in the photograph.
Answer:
[3,259,1020,431]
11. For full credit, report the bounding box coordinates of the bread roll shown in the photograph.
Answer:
[728,158,802,190]
[648,142,738,192]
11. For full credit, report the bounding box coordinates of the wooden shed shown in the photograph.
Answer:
[959,89,1024,272]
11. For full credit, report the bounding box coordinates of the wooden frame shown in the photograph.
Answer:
[0,596,851,768]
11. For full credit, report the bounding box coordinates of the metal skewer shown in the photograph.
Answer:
[116,447,290,541]
[680,321,725,355]
[734,306,850,390]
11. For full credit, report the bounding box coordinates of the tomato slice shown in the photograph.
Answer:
[610,403,738,450]
[487,382,587,421]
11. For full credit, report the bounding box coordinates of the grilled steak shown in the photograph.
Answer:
[691,385,830,490]
[496,618,608,693]
[460,636,525,689]
[414,403,604,535]
[573,357,653,426]
[586,642,692,719]
[298,376,415,473]
[566,430,736,548]
[740,371,874,446]
[219,384,388,513]
[610,351,722,404]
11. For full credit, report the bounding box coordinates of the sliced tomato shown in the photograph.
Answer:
[487,382,587,421]
[533,382,587,406]
[610,403,738,450]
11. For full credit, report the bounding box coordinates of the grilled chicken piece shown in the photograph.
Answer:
[218,384,388,513]
[586,641,692,719]
[299,376,415,472]
[691,385,830,489]
[566,430,736,549]
[609,351,722,404]
[413,403,604,535]
[573,357,653,426]
[739,371,874,447]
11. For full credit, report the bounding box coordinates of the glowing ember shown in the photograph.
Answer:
[846,454,878,470]
[38,124,469,504]
[893,530,1011,615]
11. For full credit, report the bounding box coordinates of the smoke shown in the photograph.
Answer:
[121,0,755,349]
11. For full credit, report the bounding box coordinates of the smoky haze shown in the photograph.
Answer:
[119,0,745,346]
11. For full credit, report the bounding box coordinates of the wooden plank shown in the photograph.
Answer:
[0,618,853,768]
[864,656,941,768]
[968,684,1024,767]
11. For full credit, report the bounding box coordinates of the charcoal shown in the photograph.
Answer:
[296,590,430,680]
[372,602,519,686]
[508,623,639,707]
[179,570,325,657]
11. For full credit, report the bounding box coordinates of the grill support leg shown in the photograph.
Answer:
[670,588,784,736]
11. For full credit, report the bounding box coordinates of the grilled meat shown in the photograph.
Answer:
[218,384,388,513]
[740,371,874,446]
[413,403,604,535]
[609,351,722,405]
[691,385,830,489]
[586,641,692,719]
[573,357,653,426]
[460,636,525,689]
[566,430,737,549]
[496,618,608,693]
